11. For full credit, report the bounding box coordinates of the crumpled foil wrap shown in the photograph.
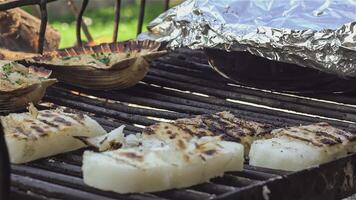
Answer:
[140,0,356,78]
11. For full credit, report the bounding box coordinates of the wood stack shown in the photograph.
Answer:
[0,3,60,56]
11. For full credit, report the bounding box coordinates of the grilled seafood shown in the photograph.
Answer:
[26,40,167,90]
[0,60,56,112]
[79,111,272,193]
[1,106,106,164]
[82,131,244,193]
[249,122,356,171]
[143,111,273,156]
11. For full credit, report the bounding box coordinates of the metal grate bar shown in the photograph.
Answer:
[137,0,146,35]
[156,52,356,112]
[11,174,118,200]
[112,0,121,42]
[0,124,10,200]
[164,0,170,11]
[47,87,190,119]
[30,159,82,177]
[155,189,213,200]
[67,0,93,43]
[11,165,168,200]
[243,165,290,176]
[50,84,298,129]
[142,74,355,129]
[152,61,356,121]
[120,84,307,127]
[44,94,157,126]
[212,175,260,188]
[148,64,356,121]
[76,0,89,46]
[306,93,356,105]
[37,0,48,54]
[50,78,355,133]
[54,80,339,130]
[190,183,236,195]
[10,187,50,200]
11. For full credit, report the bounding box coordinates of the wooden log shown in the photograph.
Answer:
[0,7,60,53]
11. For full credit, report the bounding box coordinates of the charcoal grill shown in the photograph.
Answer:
[1,1,356,200]
[5,48,356,200]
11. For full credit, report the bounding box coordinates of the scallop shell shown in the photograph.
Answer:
[0,61,57,113]
[27,40,167,90]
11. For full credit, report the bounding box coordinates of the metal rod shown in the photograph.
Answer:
[67,0,93,43]
[155,58,356,115]
[164,0,170,11]
[37,0,48,54]
[44,94,156,126]
[47,87,188,120]
[112,0,121,42]
[0,124,10,200]
[137,0,146,35]
[147,63,356,121]
[141,74,352,129]
[76,0,89,46]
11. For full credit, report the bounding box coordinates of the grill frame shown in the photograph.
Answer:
[0,123,10,200]
[5,49,356,200]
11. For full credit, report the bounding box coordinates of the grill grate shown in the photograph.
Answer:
[9,49,356,200]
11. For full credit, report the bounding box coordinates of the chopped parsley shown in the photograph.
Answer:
[91,53,102,60]
[62,55,74,60]
[15,79,24,85]
[61,55,81,61]
[2,63,13,75]
[0,63,13,81]
[98,57,111,65]
[91,53,111,66]
[0,76,9,81]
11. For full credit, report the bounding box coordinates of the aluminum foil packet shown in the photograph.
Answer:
[140,0,356,78]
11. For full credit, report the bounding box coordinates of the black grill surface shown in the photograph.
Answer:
[9,49,356,200]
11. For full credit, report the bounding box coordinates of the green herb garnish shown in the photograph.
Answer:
[62,56,73,60]
[91,53,111,66]
[2,63,13,75]
[0,76,9,81]
[91,53,101,60]
[98,57,111,65]
[15,79,24,85]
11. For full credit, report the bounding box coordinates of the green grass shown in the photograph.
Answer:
[47,1,175,48]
